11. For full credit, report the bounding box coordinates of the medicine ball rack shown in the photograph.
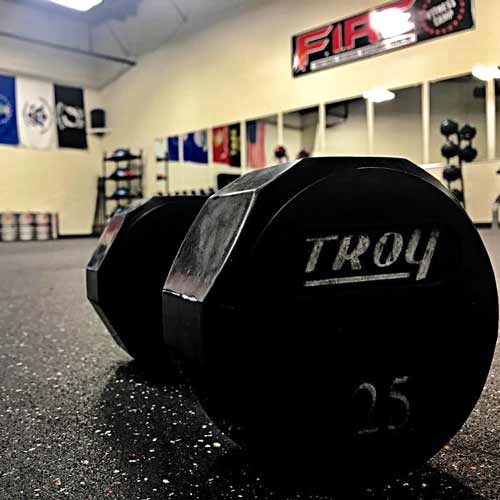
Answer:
[102,150,144,218]
[155,154,169,195]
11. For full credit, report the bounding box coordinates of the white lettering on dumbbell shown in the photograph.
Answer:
[405,229,440,281]
[305,235,338,273]
[373,232,403,268]
[332,234,370,271]
[354,376,411,436]
[304,228,440,286]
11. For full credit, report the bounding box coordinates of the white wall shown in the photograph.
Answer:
[0,89,104,235]
[2,0,499,231]
[101,0,500,140]
[100,0,500,220]
[100,0,500,223]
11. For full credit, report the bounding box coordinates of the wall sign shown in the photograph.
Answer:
[291,0,474,77]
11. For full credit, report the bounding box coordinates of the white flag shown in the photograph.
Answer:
[16,78,57,149]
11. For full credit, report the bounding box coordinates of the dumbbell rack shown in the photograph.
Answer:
[102,150,144,218]
[155,155,169,195]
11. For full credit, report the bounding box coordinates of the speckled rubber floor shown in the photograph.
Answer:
[1,235,500,500]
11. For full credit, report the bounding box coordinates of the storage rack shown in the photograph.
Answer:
[103,150,144,218]
[155,154,169,195]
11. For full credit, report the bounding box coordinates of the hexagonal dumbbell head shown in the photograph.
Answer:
[163,157,498,486]
[87,196,207,363]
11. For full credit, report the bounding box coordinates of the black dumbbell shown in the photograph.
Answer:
[88,157,498,489]
[459,124,477,141]
[162,157,497,486]
[452,188,464,202]
[440,119,459,137]
[87,196,208,362]
[459,145,478,163]
[442,165,461,182]
[441,141,460,159]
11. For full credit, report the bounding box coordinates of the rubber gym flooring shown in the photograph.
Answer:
[1,234,500,500]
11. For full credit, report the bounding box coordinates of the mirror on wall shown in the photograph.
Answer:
[430,74,486,163]
[325,97,368,155]
[283,106,319,161]
[495,81,500,158]
[373,85,423,164]
[245,115,278,168]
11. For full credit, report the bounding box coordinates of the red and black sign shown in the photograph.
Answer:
[292,0,474,77]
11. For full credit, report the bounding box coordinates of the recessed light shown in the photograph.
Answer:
[472,65,500,81]
[363,88,395,103]
[45,0,103,12]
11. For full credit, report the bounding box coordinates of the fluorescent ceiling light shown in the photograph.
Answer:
[472,65,500,81]
[370,8,414,39]
[363,88,395,103]
[45,0,103,11]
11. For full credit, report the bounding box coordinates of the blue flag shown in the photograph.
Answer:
[183,131,208,164]
[168,136,179,161]
[0,75,19,145]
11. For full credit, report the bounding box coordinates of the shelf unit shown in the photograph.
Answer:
[102,150,144,218]
[155,155,169,195]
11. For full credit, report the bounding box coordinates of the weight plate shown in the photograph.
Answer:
[87,195,207,363]
[163,157,498,486]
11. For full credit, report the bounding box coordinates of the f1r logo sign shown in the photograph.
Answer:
[291,0,474,76]
[303,229,440,286]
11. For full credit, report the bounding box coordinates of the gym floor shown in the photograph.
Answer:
[1,234,500,500]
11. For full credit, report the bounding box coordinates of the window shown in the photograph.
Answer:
[283,106,320,161]
[430,75,486,163]
[245,115,278,168]
[373,85,423,164]
[325,97,368,155]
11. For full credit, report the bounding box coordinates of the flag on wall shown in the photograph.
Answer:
[0,75,19,145]
[16,78,57,149]
[168,136,179,161]
[154,137,168,159]
[55,85,87,149]
[183,131,208,164]
[213,126,229,164]
[229,123,241,167]
[247,120,266,168]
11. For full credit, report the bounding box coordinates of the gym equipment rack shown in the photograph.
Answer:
[103,150,144,218]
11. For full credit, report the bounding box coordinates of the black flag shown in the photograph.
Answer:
[229,123,241,167]
[54,85,87,149]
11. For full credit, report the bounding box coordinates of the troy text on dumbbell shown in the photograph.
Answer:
[304,228,440,286]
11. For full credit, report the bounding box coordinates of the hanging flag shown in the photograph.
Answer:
[54,85,87,149]
[168,136,179,161]
[16,78,57,149]
[229,123,241,167]
[247,120,266,168]
[213,126,229,164]
[0,75,19,145]
[154,137,168,160]
[183,131,208,164]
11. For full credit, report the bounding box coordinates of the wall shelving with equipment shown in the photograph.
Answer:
[103,149,144,218]
[155,153,169,195]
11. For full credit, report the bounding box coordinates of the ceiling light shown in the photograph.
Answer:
[44,0,103,11]
[363,88,395,103]
[370,8,414,39]
[472,65,500,81]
